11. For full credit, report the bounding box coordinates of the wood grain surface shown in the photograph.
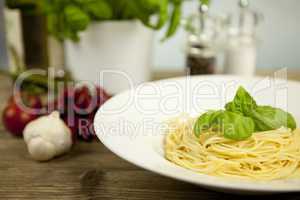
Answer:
[0,76,299,200]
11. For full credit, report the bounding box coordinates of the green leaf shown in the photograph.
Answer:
[154,0,169,29]
[194,110,255,140]
[162,1,182,41]
[251,106,296,131]
[194,110,223,137]
[226,86,297,131]
[37,0,186,41]
[222,111,255,140]
[82,0,113,20]
[137,0,169,30]
[64,5,90,31]
[138,0,161,14]
[225,86,257,116]
[124,1,151,26]
[194,86,297,141]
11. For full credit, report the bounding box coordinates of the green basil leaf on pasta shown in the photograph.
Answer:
[225,86,257,116]
[193,110,223,137]
[194,110,255,140]
[222,111,255,140]
[251,106,296,131]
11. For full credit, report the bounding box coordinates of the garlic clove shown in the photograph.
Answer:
[23,111,73,161]
[27,137,56,161]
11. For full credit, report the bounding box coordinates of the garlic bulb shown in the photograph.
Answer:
[23,111,72,161]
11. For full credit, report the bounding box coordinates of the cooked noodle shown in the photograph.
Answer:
[164,115,300,181]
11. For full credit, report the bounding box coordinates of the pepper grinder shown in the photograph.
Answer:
[185,4,217,75]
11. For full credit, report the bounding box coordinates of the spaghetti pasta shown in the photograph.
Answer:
[164,115,300,181]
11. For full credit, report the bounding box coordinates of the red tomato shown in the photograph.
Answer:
[2,94,42,137]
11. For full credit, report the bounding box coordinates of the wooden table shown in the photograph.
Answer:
[0,77,299,200]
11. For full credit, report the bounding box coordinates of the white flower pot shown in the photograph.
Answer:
[65,21,154,94]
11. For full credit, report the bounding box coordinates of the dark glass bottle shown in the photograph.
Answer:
[185,4,217,75]
[186,44,216,75]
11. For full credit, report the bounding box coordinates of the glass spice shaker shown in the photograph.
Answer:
[223,0,261,76]
[185,4,217,75]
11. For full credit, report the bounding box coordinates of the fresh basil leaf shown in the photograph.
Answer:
[162,1,182,40]
[38,0,187,41]
[83,0,112,20]
[64,5,90,31]
[125,1,151,26]
[225,86,257,116]
[145,0,169,30]
[222,111,255,140]
[138,0,161,14]
[193,110,223,137]
[195,86,297,141]
[194,110,255,140]
[251,106,296,131]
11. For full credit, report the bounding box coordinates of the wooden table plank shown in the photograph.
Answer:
[0,132,300,200]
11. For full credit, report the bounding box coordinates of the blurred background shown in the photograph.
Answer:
[1,0,300,94]
[154,0,300,71]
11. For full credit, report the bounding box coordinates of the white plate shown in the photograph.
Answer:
[94,75,300,194]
